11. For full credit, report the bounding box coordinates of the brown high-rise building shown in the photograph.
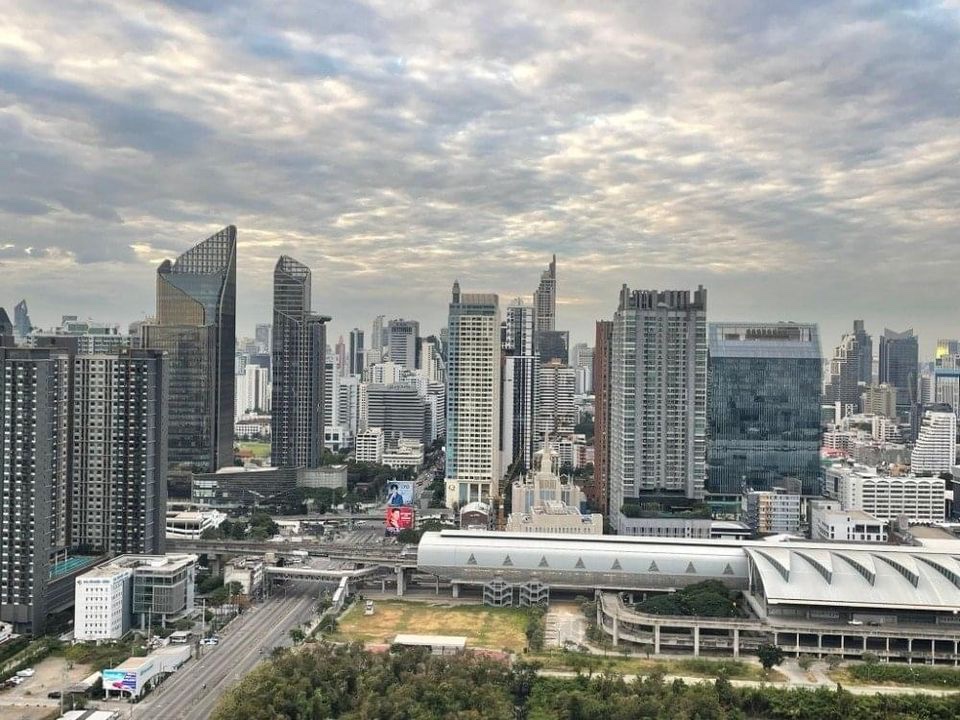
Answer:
[589,320,613,516]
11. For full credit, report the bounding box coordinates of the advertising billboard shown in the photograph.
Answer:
[385,480,415,507]
[103,669,138,693]
[385,505,415,534]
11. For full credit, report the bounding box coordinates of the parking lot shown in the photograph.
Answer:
[0,654,91,714]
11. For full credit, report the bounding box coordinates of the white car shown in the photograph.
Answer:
[200,638,219,646]
[15,669,35,678]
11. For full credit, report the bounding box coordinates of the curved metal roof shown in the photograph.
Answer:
[746,546,960,611]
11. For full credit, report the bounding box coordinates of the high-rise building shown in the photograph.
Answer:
[745,488,801,534]
[0,307,12,346]
[852,320,873,385]
[609,285,707,528]
[71,351,167,556]
[537,330,569,365]
[707,322,822,497]
[270,256,330,469]
[348,328,365,376]
[254,323,272,353]
[13,299,32,341]
[535,360,576,445]
[337,376,360,437]
[419,337,445,383]
[879,328,919,413]
[501,300,538,474]
[591,320,613,515]
[501,355,538,473]
[533,255,557,334]
[861,383,897,419]
[335,336,347,376]
[572,343,594,394]
[387,319,420,370]
[824,333,861,417]
[445,282,501,507]
[363,384,428,442]
[142,226,236,497]
[372,315,385,353]
[235,364,271,418]
[911,409,957,476]
[504,300,536,356]
[0,347,72,634]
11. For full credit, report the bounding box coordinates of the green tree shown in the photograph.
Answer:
[757,643,785,670]
[288,628,305,644]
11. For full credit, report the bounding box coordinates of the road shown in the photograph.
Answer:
[136,582,321,719]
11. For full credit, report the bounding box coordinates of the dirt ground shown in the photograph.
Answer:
[335,599,529,652]
[1,654,92,704]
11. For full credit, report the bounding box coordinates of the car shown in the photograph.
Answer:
[47,691,62,699]
[200,637,219,646]
[15,668,35,678]
[847,619,864,625]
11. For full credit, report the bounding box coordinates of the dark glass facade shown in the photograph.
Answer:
[879,329,919,413]
[271,256,329,469]
[707,323,822,496]
[143,226,236,496]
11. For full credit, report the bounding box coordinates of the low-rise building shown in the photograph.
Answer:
[809,500,887,542]
[297,465,348,490]
[191,466,298,510]
[383,438,424,470]
[74,566,133,641]
[355,427,385,464]
[745,489,801,535]
[829,465,946,523]
[505,500,602,534]
[224,557,264,597]
[165,504,227,540]
[235,414,271,440]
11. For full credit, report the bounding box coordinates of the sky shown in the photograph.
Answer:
[1,1,958,356]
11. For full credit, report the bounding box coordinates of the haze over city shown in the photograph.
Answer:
[1,1,958,350]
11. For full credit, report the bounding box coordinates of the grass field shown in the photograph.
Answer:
[237,441,271,459]
[334,600,529,652]
[531,651,785,682]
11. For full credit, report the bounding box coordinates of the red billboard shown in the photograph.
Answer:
[385,506,415,534]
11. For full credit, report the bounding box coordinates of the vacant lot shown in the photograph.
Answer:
[531,651,784,682]
[237,441,270,459]
[335,600,529,652]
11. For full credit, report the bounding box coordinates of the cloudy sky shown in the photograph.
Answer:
[1,1,958,355]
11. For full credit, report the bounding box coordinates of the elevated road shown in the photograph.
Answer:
[165,538,418,568]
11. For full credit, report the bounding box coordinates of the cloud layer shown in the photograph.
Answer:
[1,1,958,353]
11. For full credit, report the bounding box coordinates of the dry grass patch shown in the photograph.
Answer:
[335,600,529,652]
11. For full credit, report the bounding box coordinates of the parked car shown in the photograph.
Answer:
[47,691,61,699]
[200,638,219,646]
[15,668,35,678]
[847,619,864,626]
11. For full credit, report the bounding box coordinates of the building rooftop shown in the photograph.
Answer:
[393,634,467,649]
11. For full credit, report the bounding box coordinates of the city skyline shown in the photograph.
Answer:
[1,2,958,352]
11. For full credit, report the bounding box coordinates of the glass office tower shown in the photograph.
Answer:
[707,322,822,497]
[142,226,236,496]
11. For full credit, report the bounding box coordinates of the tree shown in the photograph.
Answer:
[756,643,785,670]
[288,628,305,644]
[798,655,814,671]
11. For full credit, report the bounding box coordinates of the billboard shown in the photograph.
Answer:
[385,480,415,507]
[103,669,138,693]
[385,505,415,534]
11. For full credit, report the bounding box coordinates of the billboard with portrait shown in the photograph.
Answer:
[385,505,415,534]
[385,480,415,507]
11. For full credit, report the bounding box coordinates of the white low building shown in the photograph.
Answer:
[355,427,385,464]
[809,500,887,542]
[224,557,264,596]
[74,566,132,641]
[165,505,227,540]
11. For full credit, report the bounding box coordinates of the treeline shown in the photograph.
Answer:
[636,580,740,618]
[213,643,960,720]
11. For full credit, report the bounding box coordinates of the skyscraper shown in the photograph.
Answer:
[445,282,501,507]
[533,255,557,334]
[609,286,707,528]
[348,328,365,376]
[501,300,538,473]
[254,323,272,353]
[707,322,823,497]
[591,320,613,515]
[388,319,420,369]
[363,384,428,442]
[824,333,861,417]
[71,350,167,555]
[372,315,385,354]
[852,320,873,385]
[0,307,12,346]
[13,299,32,341]
[535,360,576,444]
[335,336,347,376]
[0,347,72,634]
[271,256,330,469]
[879,329,919,414]
[142,226,237,496]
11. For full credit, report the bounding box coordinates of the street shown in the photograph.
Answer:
[135,582,320,720]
